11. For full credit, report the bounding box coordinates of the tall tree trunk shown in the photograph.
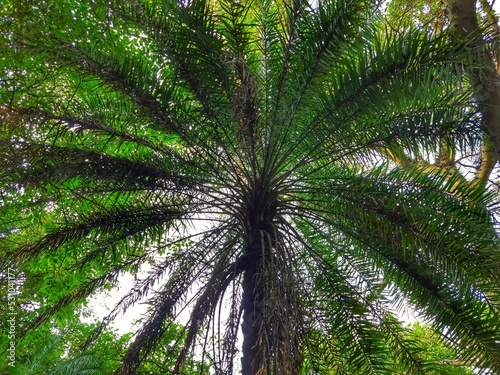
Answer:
[443,0,500,164]
[240,238,303,375]
[241,244,268,375]
[239,199,303,374]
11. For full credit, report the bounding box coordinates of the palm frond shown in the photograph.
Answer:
[2,0,499,373]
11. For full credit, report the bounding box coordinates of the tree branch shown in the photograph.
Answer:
[443,0,500,163]
[474,138,498,187]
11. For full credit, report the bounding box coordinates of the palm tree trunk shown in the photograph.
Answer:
[240,244,267,375]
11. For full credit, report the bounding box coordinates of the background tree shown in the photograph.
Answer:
[0,319,205,375]
[1,323,130,375]
[1,0,500,374]
[384,0,500,192]
[400,323,473,375]
[300,322,474,375]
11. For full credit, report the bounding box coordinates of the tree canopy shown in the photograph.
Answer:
[1,0,500,374]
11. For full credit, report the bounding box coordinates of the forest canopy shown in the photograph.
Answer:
[1,0,500,374]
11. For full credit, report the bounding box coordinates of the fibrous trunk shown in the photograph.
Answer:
[239,234,302,375]
[241,243,268,375]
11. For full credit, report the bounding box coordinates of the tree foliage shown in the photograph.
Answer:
[0,314,205,375]
[383,0,500,192]
[1,0,500,374]
[300,322,475,375]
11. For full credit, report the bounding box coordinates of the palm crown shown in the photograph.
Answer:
[1,0,500,374]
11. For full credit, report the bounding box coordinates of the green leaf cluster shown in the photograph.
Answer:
[1,0,499,373]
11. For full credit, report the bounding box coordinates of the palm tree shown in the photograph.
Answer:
[1,0,499,374]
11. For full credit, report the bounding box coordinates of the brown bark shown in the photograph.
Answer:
[474,137,498,187]
[240,213,301,375]
[241,244,268,375]
[443,0,500,166]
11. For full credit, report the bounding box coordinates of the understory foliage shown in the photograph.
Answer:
[0,318,205,375]
[1,0,500,374]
